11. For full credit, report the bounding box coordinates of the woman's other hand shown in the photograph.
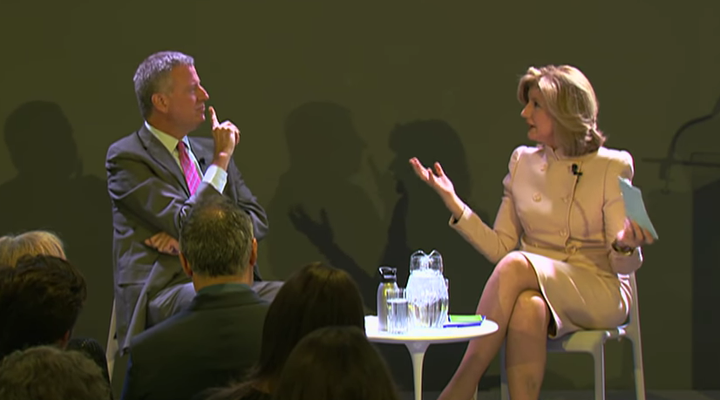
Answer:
[615,218,655,250]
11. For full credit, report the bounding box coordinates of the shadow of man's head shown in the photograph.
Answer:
[4,101,80,179]
[388,119,471,201]
[284,102,366,178]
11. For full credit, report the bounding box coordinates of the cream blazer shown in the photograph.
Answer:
[451,145,643,276]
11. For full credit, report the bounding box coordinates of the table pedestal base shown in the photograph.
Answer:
[405,341,430,400]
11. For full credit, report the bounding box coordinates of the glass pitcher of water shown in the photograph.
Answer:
[405,249,449,328]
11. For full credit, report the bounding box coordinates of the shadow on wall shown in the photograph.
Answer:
[0,100,114,345]
[267,105,496,391]
[644,95,720,390]
[266,101,383,301]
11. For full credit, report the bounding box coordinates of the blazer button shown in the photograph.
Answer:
[562,196,569,203]
[560,229,568,237]
[532,193,541,202]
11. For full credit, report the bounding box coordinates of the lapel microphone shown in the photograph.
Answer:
[571,163,583,178]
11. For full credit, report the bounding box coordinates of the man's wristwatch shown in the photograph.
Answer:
[611,240,635,256]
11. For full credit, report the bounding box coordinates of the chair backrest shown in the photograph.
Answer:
[623,272,641,337]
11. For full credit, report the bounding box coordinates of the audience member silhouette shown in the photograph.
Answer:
[0,345,112,400]
[272,326,400,400]
[201,262,365,400]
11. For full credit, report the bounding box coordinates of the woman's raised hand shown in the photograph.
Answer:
[409,157,456,200]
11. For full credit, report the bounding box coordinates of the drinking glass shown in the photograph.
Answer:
[386,288,409,334]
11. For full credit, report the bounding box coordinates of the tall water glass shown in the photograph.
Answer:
[386,288,409,334]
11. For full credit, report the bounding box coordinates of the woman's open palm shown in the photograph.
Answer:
[409,157,456,199]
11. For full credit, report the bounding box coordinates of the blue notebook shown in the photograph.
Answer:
[618,177,659,240]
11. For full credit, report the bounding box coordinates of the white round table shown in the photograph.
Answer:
[365,315,499,400]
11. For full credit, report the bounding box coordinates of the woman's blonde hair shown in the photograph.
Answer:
[0,231,66,267]
[517,65,606,156]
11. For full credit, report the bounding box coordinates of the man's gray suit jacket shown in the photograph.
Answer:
[106,125,268,351]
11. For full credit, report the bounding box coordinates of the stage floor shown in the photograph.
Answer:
[402,390,720,400]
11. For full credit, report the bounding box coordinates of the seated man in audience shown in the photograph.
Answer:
[0,250,111,382]
[0,255,87,359]
[0,345,112,400]
[122,196,270,400]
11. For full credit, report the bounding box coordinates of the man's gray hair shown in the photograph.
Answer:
[133,51,194,119]
[0,346,111,400]
[180,196,255,277]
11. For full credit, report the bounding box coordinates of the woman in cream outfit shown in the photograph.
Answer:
[410,65,655,400]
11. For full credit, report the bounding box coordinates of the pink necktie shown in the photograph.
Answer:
[177,141,201,195]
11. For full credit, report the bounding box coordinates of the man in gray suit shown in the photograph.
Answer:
[106,51,280,352]
[121,195,270,400]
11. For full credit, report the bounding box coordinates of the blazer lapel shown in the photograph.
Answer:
[188,137,213,176]
[137,125,190,195]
